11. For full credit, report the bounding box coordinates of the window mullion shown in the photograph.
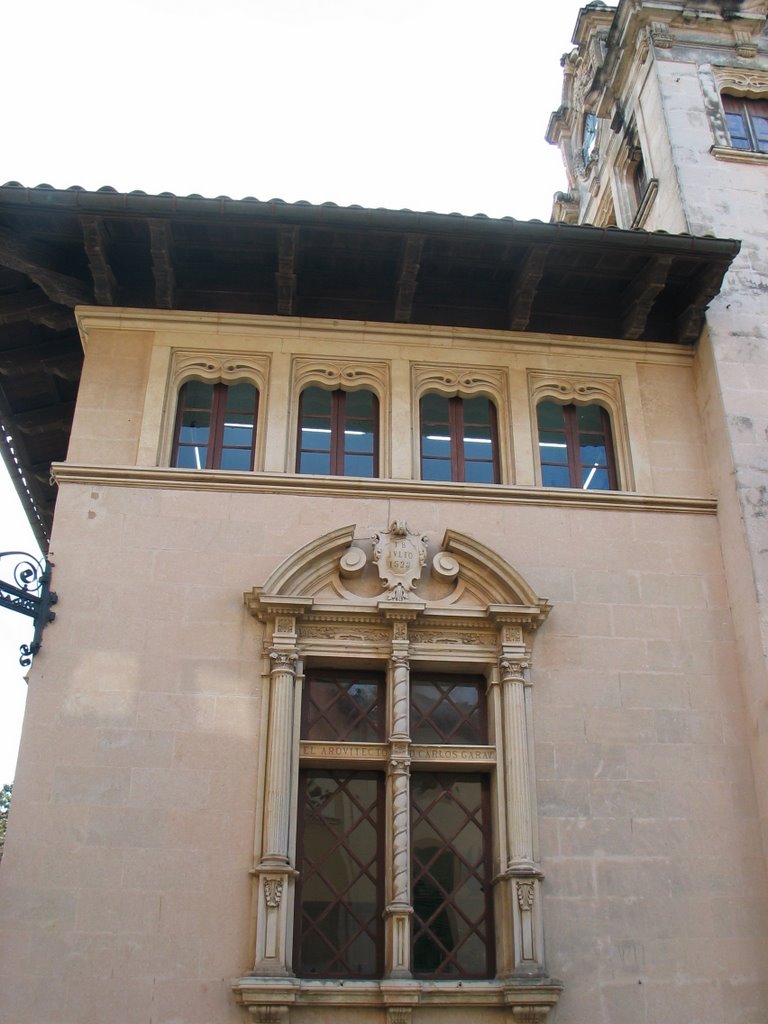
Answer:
[209,383,227,469]
[563,404,581,487]
[331,390,345,476]
[450,397,464,482]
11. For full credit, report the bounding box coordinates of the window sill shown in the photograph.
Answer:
[711,145,768,164]
[52,462,718,516]
[233,975,563,1016]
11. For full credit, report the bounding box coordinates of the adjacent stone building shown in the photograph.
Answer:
[1,2,767,1022]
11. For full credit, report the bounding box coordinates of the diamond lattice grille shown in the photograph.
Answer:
[302,671,384,742]
[295,770,383,977]
[411,772,493,977]
[410,675,486,745]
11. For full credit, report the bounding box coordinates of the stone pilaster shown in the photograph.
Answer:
[253,640,299,975]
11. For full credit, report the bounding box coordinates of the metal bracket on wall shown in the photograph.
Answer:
[0,552,57,667]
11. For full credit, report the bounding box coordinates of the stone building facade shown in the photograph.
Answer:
[0,3,767,1023]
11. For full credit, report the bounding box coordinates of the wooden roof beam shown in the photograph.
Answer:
[394,234,425,323]
[620,254,674,340]
[675,262,732,344]
[0,225,93,307]
[508,246,550,331]
[0,290,75,331]
[80,216,117,305]
[148,219,175,308]
[275,226,298,316]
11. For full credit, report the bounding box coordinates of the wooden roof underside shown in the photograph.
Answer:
[0,184,740,547]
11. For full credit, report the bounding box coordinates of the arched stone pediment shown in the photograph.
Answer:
[245,521,550,629]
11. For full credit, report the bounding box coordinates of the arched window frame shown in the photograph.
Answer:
[290,357,390,477]
[706,67,768,162]
[234,524,561,1022]
[412,364,512,485]
[160,350,269,470]
[528,370,634,491]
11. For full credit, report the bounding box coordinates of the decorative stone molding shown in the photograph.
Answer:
[412,362,507,399]
[159,348,270,467]
[527,369,635,490]
[237,523,558,1012]
[263,878,283,908]
[713,67,768,96]
[649,20,673,49]
[373,521,428,602]
[290,354,391,474]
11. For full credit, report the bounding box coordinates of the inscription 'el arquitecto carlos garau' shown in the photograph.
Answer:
[300,742,495,763]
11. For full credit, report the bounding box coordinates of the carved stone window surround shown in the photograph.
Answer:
[528,369,634,490]
[703,65,768,154]
[235,523,560,1022]
[411,363,513,484]
[158,348,270,468]
[290,355,391,475]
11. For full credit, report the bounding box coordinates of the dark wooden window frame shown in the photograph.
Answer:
[538,401,618,490]
[171,379,258,470]
[722,94,768,153]
[295,667,495,981]
[296,387,379,477]
[419,394,500,484]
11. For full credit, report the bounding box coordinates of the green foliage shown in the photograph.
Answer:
[0,783,12,861]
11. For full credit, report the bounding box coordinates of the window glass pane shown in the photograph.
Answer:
[224,382,258,413]
[344,389,375,418]
[219,447,252,471]
[298,451,331,474]
[462,395,492,428]
[343,454,375,477]
[296,771,381,978]
[175,446,205,469]
[541,464,571,487]
[181,380,214,409]
[302,387,332,417]
[754,114,768,151]
[303,672,384,742]
[411,676,486,745]
[222,416,254,448]
[463,461,495,484]
[301,423,332,451]
[421,459,453,481]
[580,442,607,466]
[576,404,603,431]
[422,434,452,458]
[726,112,751,149]
[582,466,610,490]
[412,773,491,978]
[536,400,564,430]
[344,425,374,454]
[421,392,450,427]
[539,434,568,464]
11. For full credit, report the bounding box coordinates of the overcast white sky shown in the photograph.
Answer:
[0,0,586,783]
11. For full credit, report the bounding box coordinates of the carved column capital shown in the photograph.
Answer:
[269,649,298,673]
[500,658,529,683]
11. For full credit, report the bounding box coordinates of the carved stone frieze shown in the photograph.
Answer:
[714,67,768,95]
[292,355,388,396]
[172,349,269,391]
[503,625,524,645]
[298,624,389,642]
[410,629,488,645]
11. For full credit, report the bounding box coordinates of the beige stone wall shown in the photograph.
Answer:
[1,474,765,1023]
[73,308,712,499]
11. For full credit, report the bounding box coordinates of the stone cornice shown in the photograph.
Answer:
[51,463,718,516]
[73,306,701,364]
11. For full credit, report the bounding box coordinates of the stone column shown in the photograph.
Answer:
[253,641,299,975]
[385,629,412,977]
